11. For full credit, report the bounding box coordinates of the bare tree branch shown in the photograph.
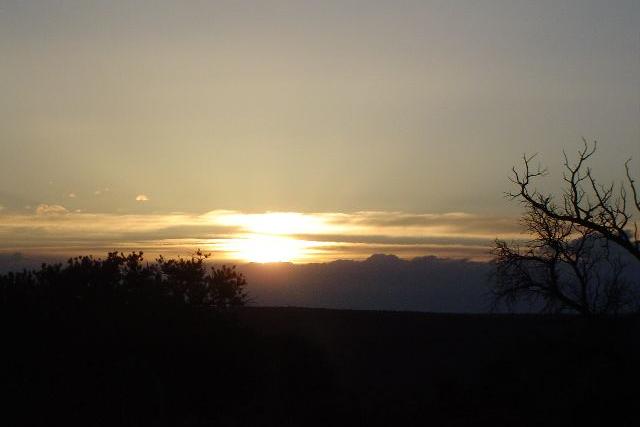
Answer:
[492,141,640,315]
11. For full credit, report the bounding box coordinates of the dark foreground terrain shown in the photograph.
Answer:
[2,305,638,426]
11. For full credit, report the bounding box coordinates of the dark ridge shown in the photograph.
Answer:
[364,253,402,264]
[2,254,638,426]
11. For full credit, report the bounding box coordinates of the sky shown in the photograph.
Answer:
[1,0,639,262]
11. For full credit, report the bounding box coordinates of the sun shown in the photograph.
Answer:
[209,211,332,262]
[207,211,334,262]
[226,234,309,263]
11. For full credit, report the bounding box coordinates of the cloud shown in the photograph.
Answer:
[135,194,149,202]
[0,209,523,261]
[0,252,28,273]
[68,193,77,198]
[205,210,521,239]
[35,204,68,215]
[240,255,496,313]
[322,211,521,236]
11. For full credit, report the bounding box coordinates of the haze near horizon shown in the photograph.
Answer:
[1,0,639,262]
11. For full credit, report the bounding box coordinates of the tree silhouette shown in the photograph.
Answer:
[492,141,640,315]
[157,249,248,308]
[0,250,248,310]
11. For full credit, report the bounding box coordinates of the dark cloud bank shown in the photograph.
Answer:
[0,252,494,312]
[239,254,494,313]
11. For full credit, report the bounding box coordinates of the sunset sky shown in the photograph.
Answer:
[1,1,639,262]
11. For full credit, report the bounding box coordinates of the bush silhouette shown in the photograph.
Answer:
[0,251,265,426]
[0,250,248,311]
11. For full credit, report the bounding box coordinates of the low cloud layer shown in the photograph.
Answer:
[240,254,495,313]
[0,209,523,261]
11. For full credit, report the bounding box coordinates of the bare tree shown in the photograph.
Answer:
[492,141,640,315]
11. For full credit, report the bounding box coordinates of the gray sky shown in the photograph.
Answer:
[1,0,639,260]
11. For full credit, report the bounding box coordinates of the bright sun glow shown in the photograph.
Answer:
[223,235,310,263]
[207,211,333,262]
[214,212,329,235]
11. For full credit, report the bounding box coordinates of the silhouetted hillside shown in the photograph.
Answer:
[3,304,638,426]
[2,253,638,426]
[239,307,640,426]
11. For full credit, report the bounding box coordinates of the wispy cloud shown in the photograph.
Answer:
[0,210,522,261]
[35,204,68,215]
